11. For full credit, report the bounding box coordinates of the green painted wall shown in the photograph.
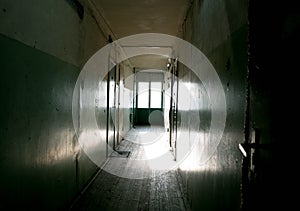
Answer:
[0,34,98,210]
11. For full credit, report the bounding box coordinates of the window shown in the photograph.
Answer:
[137,82,149,108]
[137,81,162,108]
[150,82,162,108]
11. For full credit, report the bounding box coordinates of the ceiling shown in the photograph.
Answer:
[95,0,189,38]
[93,0,190,70]
[129,54,169,70]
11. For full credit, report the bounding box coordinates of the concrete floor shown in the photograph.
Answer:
[70,126,190,211]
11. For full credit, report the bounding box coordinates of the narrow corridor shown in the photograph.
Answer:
[1,0,298,210]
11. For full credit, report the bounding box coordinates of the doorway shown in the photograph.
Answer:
[134,72,164,126]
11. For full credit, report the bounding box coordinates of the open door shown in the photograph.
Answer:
[169,58,178,161]
[106,64,131,158]
[106,66,116,155]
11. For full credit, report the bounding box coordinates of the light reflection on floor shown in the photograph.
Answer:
[102,125,178,179]
[102,125,220,179]
[123,126,170,159]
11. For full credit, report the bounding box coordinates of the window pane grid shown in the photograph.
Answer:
[137,81,162,108]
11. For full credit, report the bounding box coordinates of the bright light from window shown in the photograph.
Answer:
[151,82,162,108]
[138,82,149,108]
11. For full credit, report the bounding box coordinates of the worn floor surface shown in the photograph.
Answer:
[70,126,189,211]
